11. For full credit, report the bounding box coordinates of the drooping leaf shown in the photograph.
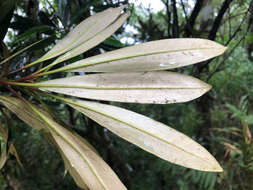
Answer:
[57,38,226,73]
[65,98,223,172]
[29,104,127,190]
[39,72,211,104]
[45,12,129,69]
[0,96,44,130]
[8,143,23,167]
[33,6,126,64]
[0,96,126,190]
[0,124,8,169]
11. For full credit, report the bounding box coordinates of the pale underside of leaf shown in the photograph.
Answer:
[39,72,212,104]
[52,12,130,66]
[60,38,227,72]
[0,96,45,130]
[30,105,127,190]
[35,6,126,63]
[0,96,126,190]
[67,99,223,172]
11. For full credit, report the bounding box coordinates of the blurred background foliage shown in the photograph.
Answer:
[0,0,253,189]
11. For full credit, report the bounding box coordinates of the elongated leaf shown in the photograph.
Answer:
[39,72,211,104]
[11,25,52,45]
[0,124,8,169]
[0,96,44,130]
[66,99,222,172]
[8,143,23,167]
[34,6,126,64]
[29,104,127,190]
[0,39,46,66]
[59,38,226,72]
[48,12,129,68]
[0,96,126,190]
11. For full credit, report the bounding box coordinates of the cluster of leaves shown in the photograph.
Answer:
[117,0,253,189]
[0,4,228,189]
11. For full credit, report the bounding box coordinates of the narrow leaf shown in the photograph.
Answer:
[8,143,23,167]
[0,96,45,130]
[39,72,212,104]
[0,124,8,169]
[34,6,126,64]
[0,96,126,190]
[58,38,226,72]
[66,98,223,172]
[46,13,129,69]
[0,39,46,66]
[29,104,127,190]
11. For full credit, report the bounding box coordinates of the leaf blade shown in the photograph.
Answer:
[35,6,126,64]
[50,12,129,67]
[0,124,8,169]
[66,98,223,172]
[0,96,126,190]
[39,71,212,104]
[0,96,45,130]
[29,104,127,190]
[60,38,226,72]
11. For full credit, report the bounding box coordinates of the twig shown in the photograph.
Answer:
[225,6,250,46]
[207,30,249,81]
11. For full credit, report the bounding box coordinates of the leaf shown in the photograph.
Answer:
[0,39,46,66]
[58,38,226,73]
[0,0,15,41]
[66,98,223,172]
[39,71,211,104]
[47,12,129,68]
[0,96,126,190]
[11,25,52,45]
[0,96,45,131]
[0,124,8,169]
[8,143,23,167]
[34,6,126,64]
[29,104,127,190]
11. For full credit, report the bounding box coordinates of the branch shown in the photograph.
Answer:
[225,6,250,45]
[207,25,252,81]
[185,0,204,37]
[198,1,252,74]
[208,0,234,40]
[163,0,172,38]
[180,0,189,22]
[171,0,179,37]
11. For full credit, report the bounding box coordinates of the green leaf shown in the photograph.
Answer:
[65,98,223,172]
[11,25,52,45]
[58,38,226,73]
[0,0,15,40]
[33,6,126,64]
[0,39,46,66]
[39,71,211,104]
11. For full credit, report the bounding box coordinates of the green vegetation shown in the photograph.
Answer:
[0,0,253,189]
